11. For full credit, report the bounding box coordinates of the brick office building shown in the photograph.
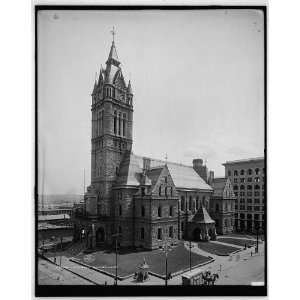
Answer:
[223,158,265,233]
[73,38,217,250]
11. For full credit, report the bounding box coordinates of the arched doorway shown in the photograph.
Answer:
[96,227,105,245]
[193,228,201,241]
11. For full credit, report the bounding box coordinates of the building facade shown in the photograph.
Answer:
[73,39,217,250]
[209,177,236,235]
[223,158,265,233]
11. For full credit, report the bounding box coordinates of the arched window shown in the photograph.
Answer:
[255,168,260,175]
[169,206,173,217]
[247,185,252,190]
[141,227,145,240]
[158,206,162,217]
[234,170,238,176]
[247,169,252,175]
[240,169,245,176]
[189,196,192,210]
[165,186,168,197]
[196,196,199,210]
[122,113,126,136]
[170,187,173,197]
[202,196,205,206]
[255,185,260,190]
[228,170,231,177]
[159,186,162,196]
[215,203,219,212]
[113,111,117,134]
[141,206,145,217]
[119,205,122,216]
[233,185,238,190]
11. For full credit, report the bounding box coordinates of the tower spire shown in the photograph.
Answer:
[110,26,116,43]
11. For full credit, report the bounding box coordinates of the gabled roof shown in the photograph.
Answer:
[191,206,215,224]
[134,155,212,191]
[211,177,227,197]
[211,177,235,199]
[115,153,213,191]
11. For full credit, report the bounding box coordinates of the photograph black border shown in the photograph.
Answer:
[34,4,267,297]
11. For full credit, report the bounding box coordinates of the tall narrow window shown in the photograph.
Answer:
[141,206,145,217]
[141,227,145,240]
[169,206,173,217]
[181,196,185,211]
[159,186,161,196]
[123,113,126,136]
[157,228,162,240]
[158,206,162,217]
[189,196,192,210]
[119,205,122,216]
[169,226,173,238]
[113,111,117,134]
[118,112,121,135]
[101,111,104,135]
[165,186,168,197]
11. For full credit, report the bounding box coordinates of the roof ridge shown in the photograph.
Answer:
[133,153,192,168]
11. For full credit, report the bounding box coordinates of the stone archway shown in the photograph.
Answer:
[96,227,105,245]
[193,228,202,241]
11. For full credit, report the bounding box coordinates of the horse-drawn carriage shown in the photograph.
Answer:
[182,268,219,286]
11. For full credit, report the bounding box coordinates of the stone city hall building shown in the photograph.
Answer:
[73,37,238,250]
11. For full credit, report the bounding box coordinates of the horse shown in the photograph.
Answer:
[202,271,219,285]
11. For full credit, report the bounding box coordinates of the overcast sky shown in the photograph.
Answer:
[38,9,264,195]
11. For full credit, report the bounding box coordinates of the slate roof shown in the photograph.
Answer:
[114,152,212,191]
[191,206,215,224]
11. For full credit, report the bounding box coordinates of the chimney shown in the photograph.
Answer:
[193,158,208,182]
[208,171,214,185]
[143,157,151,172]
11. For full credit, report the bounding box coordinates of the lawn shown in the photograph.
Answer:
[217,237,260,248]
[198,241,239,256]
[74,243,211,278]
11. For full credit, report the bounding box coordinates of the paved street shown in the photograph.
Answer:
[39,236,265,286]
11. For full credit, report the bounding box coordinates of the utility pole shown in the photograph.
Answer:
[256,227,259,253]
[60,236,63,266]
[189,240,192,271]
[112,233,121,285]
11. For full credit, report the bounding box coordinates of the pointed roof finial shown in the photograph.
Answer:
[127,80,133,94]
[165,153,168,165]
[110,26,116,43]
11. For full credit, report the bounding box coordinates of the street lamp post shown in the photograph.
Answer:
[112,233,121,285]
[184,240,194,271]
[161,242,173,286]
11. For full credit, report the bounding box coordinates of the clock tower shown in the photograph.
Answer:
[86,36,133,217]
